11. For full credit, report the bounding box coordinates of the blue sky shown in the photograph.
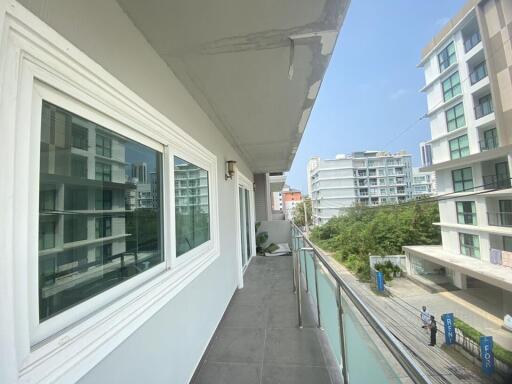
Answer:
[287,0,467,193]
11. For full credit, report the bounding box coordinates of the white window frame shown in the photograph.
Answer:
[30,82,170,345]
[0,4,220,383]
[234,170,256,288]
[170,147,218,269]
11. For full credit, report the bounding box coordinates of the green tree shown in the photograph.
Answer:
[310,201,441,280]
[293,197,312,227]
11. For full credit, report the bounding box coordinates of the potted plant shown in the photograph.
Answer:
[393,264,402,278]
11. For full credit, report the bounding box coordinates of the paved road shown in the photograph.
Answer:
[321,252,494,384]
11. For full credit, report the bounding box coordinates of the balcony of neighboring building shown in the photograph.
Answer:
[473,91,494,127]
[462,16,483,60]
[479,127,499,152]
[482,158,510,190]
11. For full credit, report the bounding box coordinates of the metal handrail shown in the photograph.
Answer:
[291,222,432,384]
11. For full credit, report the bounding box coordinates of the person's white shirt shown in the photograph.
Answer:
[420,308,431,327]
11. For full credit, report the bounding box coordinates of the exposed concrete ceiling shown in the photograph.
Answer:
[117,0,349,173]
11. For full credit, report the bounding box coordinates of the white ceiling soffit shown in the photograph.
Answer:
[117,0,350,173]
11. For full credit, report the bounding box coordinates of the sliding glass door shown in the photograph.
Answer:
[239,186,253,269]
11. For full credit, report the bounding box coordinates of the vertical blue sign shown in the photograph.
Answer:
[376,271,384,292]
[480,336,494,376]
[442,313,455,345]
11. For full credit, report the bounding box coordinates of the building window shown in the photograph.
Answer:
[38,100,163,322]
[438,41,456,72]
[452,167,473,192]
[449,135,469,159]
[480,128,498,151]
[174,157,210,257]
[39,220,56,250]
[445,102,465,132]
[71,155,88,179]
[456,201,476,225]
[442,72,461,101]
[474,94,493,119]
[469,61,487,85]
[459,233,480,258]
[64,215,88,243]
[96,189,112,210]
[40,188,56,211]
[72,123,88,150]
[95,162,111,181]
[95,216,112,238]
[96,133,112,158]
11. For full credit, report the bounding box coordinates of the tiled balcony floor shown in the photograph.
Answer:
[191,256,341,384]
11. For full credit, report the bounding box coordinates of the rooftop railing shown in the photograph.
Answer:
[291,223,431,384]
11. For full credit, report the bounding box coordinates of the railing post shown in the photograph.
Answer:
[336,283,349,384]
[313,254,321,328]
[292,232,297,293]
[303,248,309,292]
[296,239,303,328]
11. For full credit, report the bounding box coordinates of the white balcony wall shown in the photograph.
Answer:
[7,1,254,383]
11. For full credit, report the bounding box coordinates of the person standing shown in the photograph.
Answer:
[429,315,437,346]
[420,306,430,329]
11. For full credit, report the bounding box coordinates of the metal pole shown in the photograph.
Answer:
[296,239,303,328]
[303,249,309,292]
[304,199,309,234]
[336,282,349,384]
[313,254,321,328]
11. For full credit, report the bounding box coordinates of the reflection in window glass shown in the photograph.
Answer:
[38,101,163,321]
[174,157,210,256]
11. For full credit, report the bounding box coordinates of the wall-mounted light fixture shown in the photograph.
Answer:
[225,160,236,180]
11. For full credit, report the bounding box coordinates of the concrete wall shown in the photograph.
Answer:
[15,1,253,383]
[258,220,292,246]
[254,173,270,222]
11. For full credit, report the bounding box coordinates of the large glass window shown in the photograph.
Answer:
[174,157,210,256]
[449,135,470,159]
[438,42,456,72]
[442,72,461,101]
[96,133,112,158]
[452,167,473,192]
[445,102,465,132]
[38,101,163,321]
[456,201,477,225]
[459,233,480,258]
[95,162,111,182]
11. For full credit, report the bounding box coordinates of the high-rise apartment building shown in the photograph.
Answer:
[411,167,437,197]
[308,151,414,225]
[404,0,512,320]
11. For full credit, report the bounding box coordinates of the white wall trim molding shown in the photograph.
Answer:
[0,2,221,383]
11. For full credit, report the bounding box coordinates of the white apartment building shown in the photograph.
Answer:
[404,0,512,321]
[308,151,413,225]
[411,167,437,198]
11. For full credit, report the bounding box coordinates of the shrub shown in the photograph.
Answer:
[311,202,440,281]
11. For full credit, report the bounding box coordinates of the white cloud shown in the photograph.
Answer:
[389,88,408,100]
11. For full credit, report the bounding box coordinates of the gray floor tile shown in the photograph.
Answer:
[193,362,261,384]
[207,327,265,364]
[220,303,267,329]
[266,296,316,328]
[264,328,326,366]
[261,365,332,384]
